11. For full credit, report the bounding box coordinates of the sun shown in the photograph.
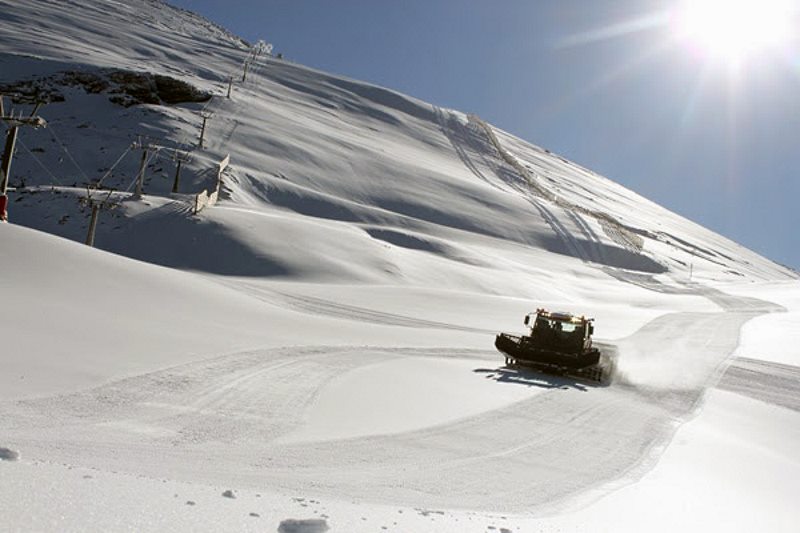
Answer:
[672,0,794,63]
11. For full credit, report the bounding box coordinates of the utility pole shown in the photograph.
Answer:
[80,188,117,247]
[1,96,46,221]
[171,149,191,193]
[131,138,158,198]
[198,111,213,149]
[85,202,100,246]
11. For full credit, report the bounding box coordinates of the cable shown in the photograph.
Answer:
[94,144,132,190]
[17,138,67,187]
[47,124,92,184]
[122,148,154,193]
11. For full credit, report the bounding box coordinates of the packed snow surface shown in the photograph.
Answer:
[1,1,798,531]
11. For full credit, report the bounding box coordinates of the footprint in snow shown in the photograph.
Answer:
[277,518,330,533]
[0,447,19,461]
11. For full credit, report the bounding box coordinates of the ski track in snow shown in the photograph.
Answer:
[433,106,508,193]
[433,104,609,268]
[0,283,785,513]
[717,357,800,412]
[209,278,496,334]
[529,198,589,262]
[271,291,495,334]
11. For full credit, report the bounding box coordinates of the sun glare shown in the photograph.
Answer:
[672,0,794,63]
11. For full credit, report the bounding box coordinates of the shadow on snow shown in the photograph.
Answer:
[473,366,595,392]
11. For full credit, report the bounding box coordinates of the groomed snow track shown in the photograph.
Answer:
[0,287,781,513]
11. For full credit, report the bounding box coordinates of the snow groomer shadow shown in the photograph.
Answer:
[473,365,595,391]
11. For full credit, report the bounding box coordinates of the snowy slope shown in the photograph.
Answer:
[0,1,794,286]
[1,1,799,532]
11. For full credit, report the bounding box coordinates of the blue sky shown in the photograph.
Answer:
[170,0,799,270]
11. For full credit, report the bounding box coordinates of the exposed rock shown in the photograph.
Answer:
[0,68,211,107]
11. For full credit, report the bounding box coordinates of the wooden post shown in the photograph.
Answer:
[199,111,212,149]
[172,158,183,194]
[226,76,233,99]
[242,61,249,82]
[135,147,148,197]
[172,158,183,193]
[199,116,207,148]
[85,203,100,246]
[171,149,190,193]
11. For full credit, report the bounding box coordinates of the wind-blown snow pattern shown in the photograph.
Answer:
[1,1,798,532]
